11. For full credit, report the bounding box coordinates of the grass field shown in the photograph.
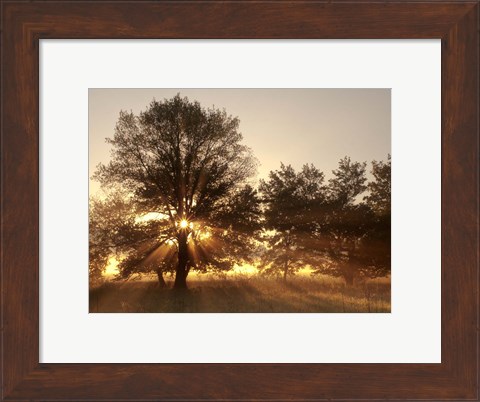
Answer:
[89,275,390,313]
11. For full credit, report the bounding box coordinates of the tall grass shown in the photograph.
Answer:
[90,274,390,313]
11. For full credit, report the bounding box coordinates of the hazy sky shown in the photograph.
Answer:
[89,89,390,196]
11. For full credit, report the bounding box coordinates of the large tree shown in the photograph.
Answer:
[310,156,391,285]
[93,95,258,289]
[259,163,326,281]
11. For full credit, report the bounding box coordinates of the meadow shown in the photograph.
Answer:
[89,274,391,313]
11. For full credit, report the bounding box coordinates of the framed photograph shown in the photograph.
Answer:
[87,87,392,314]
[1,1,478,401]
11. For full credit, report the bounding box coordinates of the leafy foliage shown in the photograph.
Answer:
[258,157,391,285]
[309,156,391,284]
[365,154,391,215]
[259,164,326,280]
[89,192,174,285]
[92,95,259,288]
[328,156,367,205]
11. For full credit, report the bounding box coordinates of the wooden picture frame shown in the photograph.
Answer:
[1,1,478,400]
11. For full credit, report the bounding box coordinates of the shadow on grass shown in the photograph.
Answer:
[90,276,391,313]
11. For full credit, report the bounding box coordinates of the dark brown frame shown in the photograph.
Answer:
[1,1,478,400]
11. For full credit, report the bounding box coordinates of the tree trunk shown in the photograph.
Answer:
[283,263,288,282]
[156,268,166,288]
[174,269,188,290]
[173,230,189,290]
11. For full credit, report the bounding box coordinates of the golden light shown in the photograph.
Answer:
[199,231,211,241]
[104,256,120,277]
[231,263,258,276]
[179,219,189,229]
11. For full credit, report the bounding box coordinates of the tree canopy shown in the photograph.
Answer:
[259,163,326,280]
[258,157,391,285]
[93,94,259,289]
[309,156,391,284]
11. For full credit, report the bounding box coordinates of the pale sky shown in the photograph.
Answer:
[89,89,390,196]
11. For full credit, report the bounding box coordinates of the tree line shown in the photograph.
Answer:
[90,94,390,290]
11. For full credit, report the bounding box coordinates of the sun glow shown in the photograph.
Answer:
[104,256,120,277]
[179,219,189,229]
[230,263,258,276]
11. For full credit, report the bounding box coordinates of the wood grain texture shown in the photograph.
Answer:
[1,1,478,400]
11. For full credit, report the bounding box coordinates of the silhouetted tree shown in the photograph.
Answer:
[310,156,391,285]
[89,192,174,287]
[310,202,376,286]
[89,193,136,284]
[93,95,259,289]
[309,157,369,285]
[361,155,391,278]
[328,156,368,205]
[89,199,110,284]
[259,163,326,281]
[365,154,391,215]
